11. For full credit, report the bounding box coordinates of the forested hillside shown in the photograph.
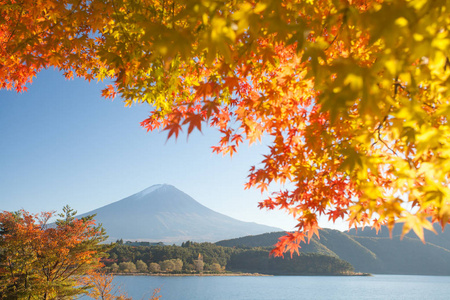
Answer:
[216,229,450,275]
[105,241,354,275]
[226,250,353,275]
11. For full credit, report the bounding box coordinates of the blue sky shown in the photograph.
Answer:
[0,69,346,232]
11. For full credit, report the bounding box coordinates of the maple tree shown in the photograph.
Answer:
[0,207,109,299]
[2,0,450,255]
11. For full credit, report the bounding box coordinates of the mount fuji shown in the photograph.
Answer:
[77,184,281,243]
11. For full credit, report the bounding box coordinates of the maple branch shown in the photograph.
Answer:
[324,30,340,52]
[393,79,411,98]
[370,104,400,157]
[324,7,348,51]
[376,124,399,156]
[172,0,175,28]
[445,57,450,71]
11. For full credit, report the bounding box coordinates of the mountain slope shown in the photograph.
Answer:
[316,229,380,272]
[78,184,281,243]
[346,223,450,274]
[216,231,339,257]
[352,235,450,275]
[216,229,450,275]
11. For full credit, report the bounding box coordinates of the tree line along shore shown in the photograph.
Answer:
[104,240,357,276]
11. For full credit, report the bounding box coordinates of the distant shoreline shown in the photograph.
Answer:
[113,272,271,277]
[111,272,371,277]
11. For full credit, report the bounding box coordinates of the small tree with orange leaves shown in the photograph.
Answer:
[0,206,109,299]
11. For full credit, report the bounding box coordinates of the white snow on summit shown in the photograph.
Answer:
[135,184,165,197]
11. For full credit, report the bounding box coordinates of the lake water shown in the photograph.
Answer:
[99,275,450,299]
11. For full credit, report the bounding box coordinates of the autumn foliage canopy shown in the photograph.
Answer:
[2,0,450,255]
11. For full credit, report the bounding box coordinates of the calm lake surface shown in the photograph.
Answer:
[100,275,450,299]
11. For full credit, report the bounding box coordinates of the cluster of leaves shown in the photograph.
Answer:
[2,0,450,255]
[0,206,109,299]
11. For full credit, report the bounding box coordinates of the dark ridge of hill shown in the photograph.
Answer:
[77,184,281,244]
[215,231,285,248]
[215,231,338,257]
[216,229,450,275]
[226,250,354,275]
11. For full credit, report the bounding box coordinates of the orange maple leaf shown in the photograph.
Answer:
[164,122,183,140]
[182,113,203,135]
